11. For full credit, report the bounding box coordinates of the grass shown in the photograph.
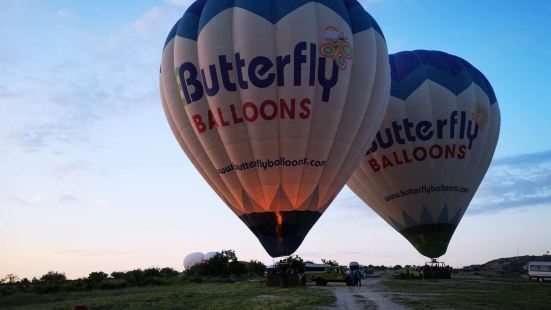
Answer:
[381,274,551,310]
[0,281,335,310]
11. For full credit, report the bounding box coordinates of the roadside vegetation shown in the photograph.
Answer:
[0,282,335,310]
[0,250,334,310]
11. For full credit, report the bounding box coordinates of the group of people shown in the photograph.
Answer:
[349,269,362,286]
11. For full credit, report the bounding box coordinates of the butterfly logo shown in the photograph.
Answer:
[320,26,353,70]
[473,102,488,128]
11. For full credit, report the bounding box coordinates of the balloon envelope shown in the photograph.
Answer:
[203,251,218,261]
[161,0,389,257]
[184,252,205,270]
[348,50,500,258]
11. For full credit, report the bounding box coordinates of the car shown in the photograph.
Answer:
[528,261,551,282]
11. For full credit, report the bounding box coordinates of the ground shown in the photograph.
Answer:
[381,273,551,309]
[2,274,550,309]
[0,281,334,310]
[317,273,551,310]
[317,279,406,310]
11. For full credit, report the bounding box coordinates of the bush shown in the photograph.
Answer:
[0,285,16,296]
[88,271,108,283]
[160,267,179,278]
[111,271,125,280]
[124,269,146,286]
[247,260,266,276]
[100,279,128,290]
[143,268,161,279]
[65,279,87,292]
[229,260,247,276]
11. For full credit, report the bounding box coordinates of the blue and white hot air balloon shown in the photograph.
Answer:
[348,50,500,259]
[161,0,390,257]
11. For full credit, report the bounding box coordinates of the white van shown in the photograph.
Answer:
[528,261,551,282]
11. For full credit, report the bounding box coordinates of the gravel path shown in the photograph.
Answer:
[317,278,408,310]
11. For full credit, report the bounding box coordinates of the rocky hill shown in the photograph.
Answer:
[462,255,551,275]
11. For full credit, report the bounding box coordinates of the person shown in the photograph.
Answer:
[349,270,356,286]
[355,270,362,286]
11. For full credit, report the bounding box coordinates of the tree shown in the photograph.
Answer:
[229,260,247,276]
[321,259,339,267]
[160,267,179,278]
[88,272,108,283]
[2,274,19,284]
[220,250,237,262]
[110,271,125,280]
[40,271,66,283]
[124,269,146,286]
[185,249,248,277]
[143,267,161,279]
[277,255,305,273]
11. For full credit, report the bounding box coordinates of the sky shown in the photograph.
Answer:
[1,0,550,280]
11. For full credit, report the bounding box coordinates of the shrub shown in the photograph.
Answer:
[100,279,128,290]
[160,267,179,278]
[247,260,266,276]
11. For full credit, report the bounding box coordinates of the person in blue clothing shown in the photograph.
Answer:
[355,270,362,287]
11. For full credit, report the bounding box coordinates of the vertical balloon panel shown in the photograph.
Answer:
[162,0,389,257]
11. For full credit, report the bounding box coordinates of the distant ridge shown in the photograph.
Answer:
[462,255,551,275]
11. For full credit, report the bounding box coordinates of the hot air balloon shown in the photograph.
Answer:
[161,0,390,257]
[203,251,218,261]
[348,50,500,259]
[184,252,205,270]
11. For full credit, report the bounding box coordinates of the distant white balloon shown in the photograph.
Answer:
[183,252,205,270]
[203,251,218,261]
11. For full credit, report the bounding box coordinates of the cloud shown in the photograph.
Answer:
[57,195,111,209]
[55,249,125,257]
[164,0,195,7]
[59,194,80,205]
[56,9,72,18]
[127,6,180,38]
[6,122,92,152]
[1,5,180,153]
[55,160,99,179]
[360,0,383,4]
[300,250,366,257]
[9,195,46,207]
[469,150,551,213]
[7,193,110,209]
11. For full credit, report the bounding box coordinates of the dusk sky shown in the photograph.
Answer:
[1,0,550,280]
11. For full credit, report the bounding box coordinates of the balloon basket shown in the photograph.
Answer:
[422,258,452,280]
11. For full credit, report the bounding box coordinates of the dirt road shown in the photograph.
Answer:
[317,278,407,310]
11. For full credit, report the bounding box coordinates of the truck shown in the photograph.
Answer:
[304,263,351,286]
